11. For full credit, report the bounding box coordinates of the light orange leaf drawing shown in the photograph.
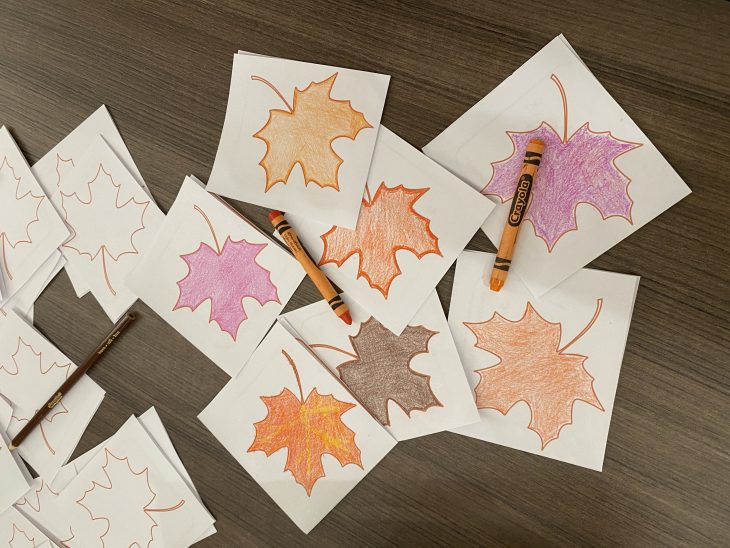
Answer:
[252,73,372,191]
[15,479,59,514]
[464,300,605,449]
[54,153,76,188]
[319,183,442,298]
[61,163,149,296]
[75,448,185,547]
[0,156,44,280]
[8,523,36,548]
[248,350,363,496]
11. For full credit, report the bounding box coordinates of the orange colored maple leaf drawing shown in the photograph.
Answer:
[248,350,363,496]
[75,449,185,547]
[251,73,372,191]
[464,300,605,449]
[8,523,36,548]
[319,183,442,298]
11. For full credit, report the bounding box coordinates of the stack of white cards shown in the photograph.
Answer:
[10,408,215,547]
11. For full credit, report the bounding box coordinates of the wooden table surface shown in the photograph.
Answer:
[2,0,729,545]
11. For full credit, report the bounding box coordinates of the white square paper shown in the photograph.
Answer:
[281,292,479,440]
[208,53,390,228]
[50,137,164,321]
[0,507,53,547]
[0,127,69,304]
[448,250,639,470]
[199,322,396,533]
[286,126,494,334]
[126,176,304,376]
[424,35,690,296]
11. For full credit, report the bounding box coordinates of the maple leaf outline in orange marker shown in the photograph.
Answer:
[464,299,605,449]
[483,74,642,252]
[248,349,363,496]
[0,156,44,281]
[75,448,185,548]
[251,73,372,191]
[8,523,36,548]
[310,317,442,426]
[173,205,280,340]
[61,164,149,296]
[319,183,442,298]
[54,153,76,188]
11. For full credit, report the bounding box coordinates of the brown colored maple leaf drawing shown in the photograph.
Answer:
[251,73,372,191]
[319,183,442,298]
[61,163,149,296]
[464,300,605,449]
[321,317,441,426]
[75,448,185,547]
[0,156,44,280]
[248,350,363,496]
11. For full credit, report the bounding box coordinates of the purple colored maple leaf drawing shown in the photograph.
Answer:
[174,237,280,339]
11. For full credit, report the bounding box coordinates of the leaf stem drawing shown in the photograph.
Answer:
[558,298,603,353]
[550,73,569,143]
[146,499,186,513]
[100,245,115,295]
[309,343,359,360]
[282,349,304,402]
[251,75,293,112]
[194,205,221,254]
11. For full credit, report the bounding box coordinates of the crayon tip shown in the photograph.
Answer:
[268,210,284,222]
[489,279,504,292]
[340,310,353,325]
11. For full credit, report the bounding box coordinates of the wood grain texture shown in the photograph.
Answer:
[1,0,729,545]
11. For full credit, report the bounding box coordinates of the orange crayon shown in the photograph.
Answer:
[269,211,352,325]
[490,139,545,292]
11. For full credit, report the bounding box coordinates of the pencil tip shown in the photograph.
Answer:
[8,443,17,452]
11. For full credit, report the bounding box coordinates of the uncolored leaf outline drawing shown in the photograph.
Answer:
[173,204,280,340]
[60,163,150,296]
[309,317,443,426]
[0,156,44,281]
[464,299,605,449]
[247,349,363,496]
[251,72,372,191]
[75,448,186,548]
[0,337,72,454]
[55,153,75,187]
[482,73,642,252]
[8,523,37,548]
[15,479,59,513]
[318,183,442,298]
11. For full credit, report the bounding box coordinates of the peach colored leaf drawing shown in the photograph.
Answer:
[319,183,442,298]
[75,448,185,548]
[251,73,372,191]
[248,350,363,496]
[8,523,36,548]
[483,74,642,251]
[0,156,44,280]
[313,317,441,426]
[61,164,149,296]
[173,205,280,340]
[464,299,605,449]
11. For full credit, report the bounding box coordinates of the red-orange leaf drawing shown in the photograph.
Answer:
[61,164,149,296]
[483,74,641,251]
[311,317,441,426]
[464,299,605,449]
[75,448,185,547]
[252,73,372,191]
[0,156,44,280]
[319,183,442,298]
[8,523,36,548]
[248,350,362,496]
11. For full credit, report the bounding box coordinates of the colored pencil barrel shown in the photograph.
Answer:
[269,211,352,325]
[490,139,544,292]
[9,312,136,451]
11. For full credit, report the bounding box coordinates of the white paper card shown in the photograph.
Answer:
[127,176,304,376]
[0,507,54,547]
[424,35,690,296]
[208,53,390,228]
[448,250,639,470]
[0,429,32,515]
[1,251,65,322]
[0,310,105,478]
[281,292,479,440]
[199,322,396,533]
[286,126,494,334]
[55,416,214,547]
[0,127,69,304]
[51,137,164,321]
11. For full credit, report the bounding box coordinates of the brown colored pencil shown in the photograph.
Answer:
[9,312,136,451]
[269,211,352,325]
